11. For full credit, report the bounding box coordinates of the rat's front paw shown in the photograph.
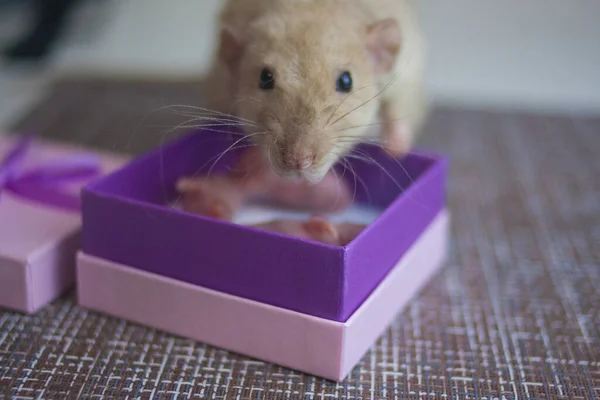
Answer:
[176,177,243,221]
[383,120,412,157]
[303,216,340,245]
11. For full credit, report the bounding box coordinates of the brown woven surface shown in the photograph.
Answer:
[1,78,599,399]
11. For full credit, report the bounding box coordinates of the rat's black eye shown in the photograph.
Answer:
[336,71,353,93]
[259,68,275,90]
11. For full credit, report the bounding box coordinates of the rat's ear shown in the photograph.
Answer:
[219,25,244,71]
[366,19,402,74]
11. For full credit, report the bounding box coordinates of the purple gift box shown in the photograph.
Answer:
[80,129,447,322]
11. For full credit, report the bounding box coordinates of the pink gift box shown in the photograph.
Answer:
[0,135,124,313]
[77,210,449,381]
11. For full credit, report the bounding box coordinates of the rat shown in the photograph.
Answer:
[203,0,427,183]
[176,147,352,221]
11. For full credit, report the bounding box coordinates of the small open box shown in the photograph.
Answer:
[80,130,447,321]
[76,129,449,380]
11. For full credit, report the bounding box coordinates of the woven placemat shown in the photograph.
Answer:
[1,78,599,399]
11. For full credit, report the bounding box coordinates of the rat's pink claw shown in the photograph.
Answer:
[303,216,339,245]
[206,201,230,220]
[176,176,244,221]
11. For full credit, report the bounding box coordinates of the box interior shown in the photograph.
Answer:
[87,129,439,228]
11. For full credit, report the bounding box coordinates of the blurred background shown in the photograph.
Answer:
[0,0,599,137]
[1,3,599,398]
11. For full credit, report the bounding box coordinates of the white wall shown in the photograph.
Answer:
[47,0,600,114]
[419,0,600,114]
[55,0,220,76]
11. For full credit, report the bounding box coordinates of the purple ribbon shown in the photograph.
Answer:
[0,136,101,212]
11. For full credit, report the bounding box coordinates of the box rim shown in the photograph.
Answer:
[82,129,448,250]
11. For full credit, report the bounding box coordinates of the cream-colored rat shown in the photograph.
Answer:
[203,0,427,183]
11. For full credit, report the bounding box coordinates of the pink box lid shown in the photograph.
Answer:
[77,210,449,381]
[0,135,124,313]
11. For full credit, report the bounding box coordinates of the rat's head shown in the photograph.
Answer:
[218,6,401,182]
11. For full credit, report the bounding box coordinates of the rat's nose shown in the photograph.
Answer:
[278,146,316,172]
[296,156,314,170]
[281,155,314,171]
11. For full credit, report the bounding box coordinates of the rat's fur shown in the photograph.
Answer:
[204,0,427,182]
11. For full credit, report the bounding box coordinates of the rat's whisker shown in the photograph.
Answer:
[330,138,377,156]
[347,149,407,193]
[180,116,258,133]
[350,149,428,211]
[157,105,257,127]
[334,158,348,183]
[127,103,258,151]
[337,152,373,165]
[363,141,419,189]
[330,74,398,127]
[206,132,266,178]
[325,84,377,127]
[194,127,258,137]
[270,129,285,154]
[344,152,403,197]
[328,167,347,211]
[335,136,383,145]
[172,107,260,135]
[335,116,410,132]
[158,116,219,196]
[157,118,254,133]
[171,112,256,127]
[341,157,366,205]
[147,122,248,130]
[338,157,357,205]
[155,121,257,144]
[157,117,207,154]
[233,95,265,106]
[266,144,276,172]
[185,143,257,182]
[334,138,419,195]
[327,150,352,171]
[167,122,256,135]
[161,104,258,126]
[175,122,250,130]
[158,109,268,138]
